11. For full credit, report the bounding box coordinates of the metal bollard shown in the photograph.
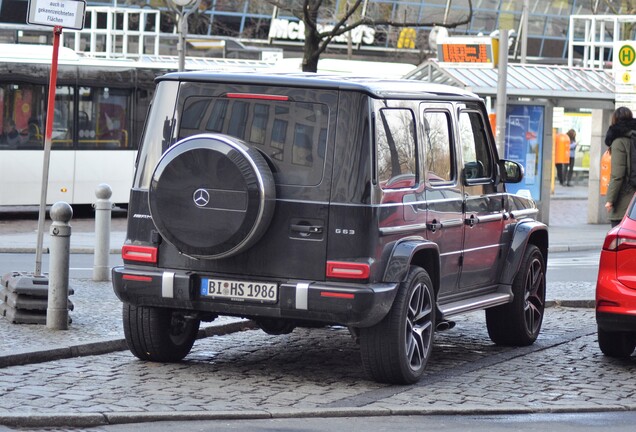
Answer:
[93,184,112,281]
[47,201,72,330]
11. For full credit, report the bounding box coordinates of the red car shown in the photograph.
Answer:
[596,193,636,357]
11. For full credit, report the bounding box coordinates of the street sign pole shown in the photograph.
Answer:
[25,0,86,276]
[34,24,62,276]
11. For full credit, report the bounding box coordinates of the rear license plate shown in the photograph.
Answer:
[200,278,278,303]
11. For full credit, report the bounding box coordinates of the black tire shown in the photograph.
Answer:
[149,133,275,259]
[255,318,296,335]
[360,266,436,384]
[123,303,200,362]
[486,244,546,346]
[598,327,636,358]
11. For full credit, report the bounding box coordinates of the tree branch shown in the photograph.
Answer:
[317,0,473,38]
[303,0,322,32]
[267,0,305,19]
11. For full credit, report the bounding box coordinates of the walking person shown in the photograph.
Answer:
[604,106,636,227]
[566,129,577,186]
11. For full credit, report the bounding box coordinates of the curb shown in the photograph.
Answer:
[548,244,601,253]
[1,404,635,428]
[0,320,257,369]
[546,299,595,308]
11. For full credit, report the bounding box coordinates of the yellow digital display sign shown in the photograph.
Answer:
[437,37,498,66]
[441,44,490,63]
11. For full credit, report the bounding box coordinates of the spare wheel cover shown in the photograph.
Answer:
[149,133,275,259]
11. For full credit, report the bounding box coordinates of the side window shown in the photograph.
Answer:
[422,110,454,184]
[181,99,209,129]
[459,111,493,181]
[52,86,75,149]
[134,81,179,189]
[376,108,417,189]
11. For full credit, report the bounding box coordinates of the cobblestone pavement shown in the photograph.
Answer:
[0,191,628,428]
[1,307,635,428]
[0,279,248,364]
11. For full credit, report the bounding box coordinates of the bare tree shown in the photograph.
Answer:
[597,0,636,14]
[591,0,636,43]
[266,0,473,72]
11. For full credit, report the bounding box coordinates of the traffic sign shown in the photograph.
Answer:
[27,0,86,30]
[614,41,636,85]
[618,44,636,67]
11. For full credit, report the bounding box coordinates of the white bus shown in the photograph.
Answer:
[0,44,161,208]
[0,43,272,208]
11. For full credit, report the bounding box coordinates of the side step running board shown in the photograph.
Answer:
[439,291,513,318]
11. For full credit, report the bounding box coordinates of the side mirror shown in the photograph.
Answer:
[498,159,524,184]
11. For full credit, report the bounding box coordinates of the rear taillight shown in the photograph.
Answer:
[326,261,370,279]
[122,274,153,282]
[603,227,636,251]
[122,245,158,263]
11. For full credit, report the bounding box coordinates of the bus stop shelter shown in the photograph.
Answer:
[406,60,616,225]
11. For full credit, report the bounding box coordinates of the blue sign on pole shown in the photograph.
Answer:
[504,104,545,201]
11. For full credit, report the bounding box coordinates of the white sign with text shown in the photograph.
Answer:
[27,0,86,30]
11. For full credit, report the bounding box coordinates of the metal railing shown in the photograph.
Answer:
[63,7,162,59]
[569,15,636,69]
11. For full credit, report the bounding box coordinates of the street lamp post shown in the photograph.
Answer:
[168,0,202,72]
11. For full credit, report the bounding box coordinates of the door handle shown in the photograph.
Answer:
[427,220,442,232]
[465,215,477,227]
[291,224,323,234]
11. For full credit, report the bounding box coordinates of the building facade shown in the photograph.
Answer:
[0,0,632,62]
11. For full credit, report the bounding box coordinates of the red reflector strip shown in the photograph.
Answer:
[320,291,355,299]
[123,274,153,282]
[326,261,370,279]
[226,93,289,101]
[122,245,158,263]
[597,300,620,308]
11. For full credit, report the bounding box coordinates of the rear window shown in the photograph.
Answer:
[178,96,328,186]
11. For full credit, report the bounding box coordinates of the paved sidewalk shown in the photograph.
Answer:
[547,183,610,253]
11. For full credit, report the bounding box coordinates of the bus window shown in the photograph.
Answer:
[77,86,131,150]
[52,85,74,149]
[0,83,46,149]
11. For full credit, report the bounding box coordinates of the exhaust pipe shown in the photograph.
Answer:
[436,320,456,331]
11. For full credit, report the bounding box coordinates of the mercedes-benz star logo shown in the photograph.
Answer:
[193,188,210,207]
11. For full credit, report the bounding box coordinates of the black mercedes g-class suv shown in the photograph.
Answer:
[113,72,548,384]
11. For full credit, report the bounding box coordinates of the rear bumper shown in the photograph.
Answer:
[596,311,636,333]
[112,265,398,327]
[596,272,636,332]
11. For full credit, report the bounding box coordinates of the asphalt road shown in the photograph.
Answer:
[36,412,636,432]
